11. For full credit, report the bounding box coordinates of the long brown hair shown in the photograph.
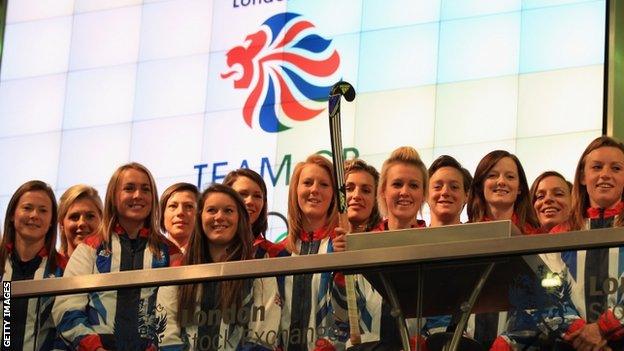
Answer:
[345,159,382,231]
[377,146,428,217]
[286,154,338,253]
[58,184,103,256]
[1,180,58,275]
[467,150,539,230]
[223,169,268,238]
[102,162,164,257]
[569,136,624,230]
[177,184,253,321]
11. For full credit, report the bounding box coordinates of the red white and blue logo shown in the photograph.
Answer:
[221,12,341,133]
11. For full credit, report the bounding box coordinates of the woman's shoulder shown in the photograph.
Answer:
[255,237,290,258]
[83,234,104,249]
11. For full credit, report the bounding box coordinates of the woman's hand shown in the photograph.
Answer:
[333,227,347,252]
[564,322,610,351]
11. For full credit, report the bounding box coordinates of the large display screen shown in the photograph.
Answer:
[0,0,606,240]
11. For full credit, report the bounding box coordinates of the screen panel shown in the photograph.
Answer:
[0,0,606,239]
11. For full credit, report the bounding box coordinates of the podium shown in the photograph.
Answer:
[346,221,552,351]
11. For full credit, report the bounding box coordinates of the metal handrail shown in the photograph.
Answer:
[11,222,624,298]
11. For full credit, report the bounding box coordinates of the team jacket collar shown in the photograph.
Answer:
[299,226,331,242]
[586,201,624,219]
[5,242,48,258]
[113,223,150,238]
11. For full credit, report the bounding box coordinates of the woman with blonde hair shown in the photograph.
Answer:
[57,184,103,269]
[53,162,181,351]
[0,180,58,350]
[334,148,428,349]
[378,146,427,230]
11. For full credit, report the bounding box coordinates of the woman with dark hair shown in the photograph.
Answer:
[224,169,268,238]
[333,158,387,348]
[0,180,58,350]
[490,171,580,351]
[420,155,474,346]
[344,159,383,233]
[427,155,472,227]
[53,162,181,351]
[157,184,280,350]
[223,169,280,259]
[160,182,199,254]
[467,150,540,234]
[467,151,539,349]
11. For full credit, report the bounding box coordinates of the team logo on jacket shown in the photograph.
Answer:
[221,12,341,133]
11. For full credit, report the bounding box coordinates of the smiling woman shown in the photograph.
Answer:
[53,162,182,351]
[529,171,572,233]
[467,150,539,235]
[466,150,540,350]
[57,184,103,266]
[156,184,280,350]
[378,146,428,230]
[427,155,472,227]
[278,154,346,350]
[0,180,58,350]
[345,158,382,233]
[549,137,624,350]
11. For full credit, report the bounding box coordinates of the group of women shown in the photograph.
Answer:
[3,135,624,351]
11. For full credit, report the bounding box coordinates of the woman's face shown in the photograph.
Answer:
[428,166,467,224]
[62,198,101,251]
[346,170,376,229]
[296,164,333,222]
[533,176,571,231]
[382,163,424,223]
[13,190,53,244]
[115,169,153,226]
[483,157,520,210]
[164,190,197,243]
[231,176,264,226]
[582,146,624,209]
[201,192,239,247]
